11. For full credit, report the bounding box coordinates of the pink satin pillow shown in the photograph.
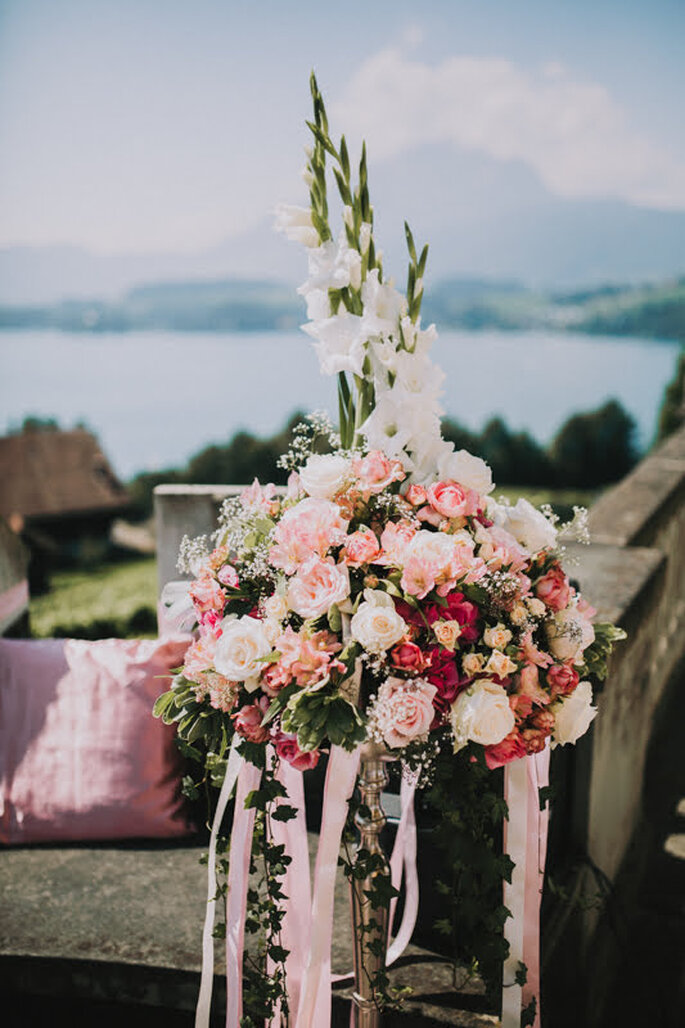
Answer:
[0,636,193,844]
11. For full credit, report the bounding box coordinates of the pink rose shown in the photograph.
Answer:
[535,566,571,611]
[374,677,438,749]
[217,564,240,588]
[546,662,580,698]
[232,699,270,743]
[426,480,480,520]
[404,484,427,506]
[286,556,350,619]
[343,527,382,567]
[378,520,417,565]
[189,571,225,617]
[275,732,321,771]
[270,497,349,574]
[351,451,405,496]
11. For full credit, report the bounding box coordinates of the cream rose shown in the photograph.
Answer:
[214,616,271,691]
[552,680,597,746]
[433,620,462,651]
[504,497,557,554]
[450,679,515,752]
[484,649,519,679]
[298,453,351,499]
[350,590,407,654]
[462,652,485,677]
[483,623,513,650]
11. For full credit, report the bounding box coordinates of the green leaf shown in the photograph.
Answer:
[271,804,298,823]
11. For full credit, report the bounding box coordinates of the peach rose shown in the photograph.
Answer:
[286,556,350,619]
[343,527,382,567]
[433,620,462,651]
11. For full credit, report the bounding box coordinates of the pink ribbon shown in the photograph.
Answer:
[225,759,263,1028]
[502,746,551,1028]
[295,744,361,1028]
[387,776,418,964]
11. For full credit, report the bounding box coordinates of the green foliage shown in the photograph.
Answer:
[421,735,512,1006]
[549,399,638,488]
[656,349,685,443]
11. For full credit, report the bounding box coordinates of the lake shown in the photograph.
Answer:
[0,328,681,480]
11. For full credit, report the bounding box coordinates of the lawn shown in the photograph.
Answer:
[30,556,159,639]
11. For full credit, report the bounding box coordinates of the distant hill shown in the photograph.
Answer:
[1,274,683,341]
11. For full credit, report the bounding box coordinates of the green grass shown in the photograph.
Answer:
[30,557,158,639]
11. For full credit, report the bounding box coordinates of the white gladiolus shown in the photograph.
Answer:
[303,310,367,376]
[552,681,597,746]
[273,204,319,248]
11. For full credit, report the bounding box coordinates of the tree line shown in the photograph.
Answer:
[127,398,640,520]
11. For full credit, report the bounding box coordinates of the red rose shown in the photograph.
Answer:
[389,641,430,673]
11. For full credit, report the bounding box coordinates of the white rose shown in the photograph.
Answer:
[552,681,597,746]
[351,591,407,654]
[298,454,351,499]
[450,679,515,752]
[504,498,557,554]
[214,616,271,691]
[437,448,494,496]
[546,607,595,663]
[273,203,319,248]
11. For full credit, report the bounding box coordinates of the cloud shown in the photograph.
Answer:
[332,48,685,211]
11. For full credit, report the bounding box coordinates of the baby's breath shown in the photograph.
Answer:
[177,533,210,575]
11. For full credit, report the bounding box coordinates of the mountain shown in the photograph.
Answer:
[1,144,685,304]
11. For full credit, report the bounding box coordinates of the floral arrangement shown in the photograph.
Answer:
[154,75,625,1025]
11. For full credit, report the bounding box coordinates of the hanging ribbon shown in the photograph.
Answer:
[195,738,243,1028]
[294,744,361,1028]
[387,775,419,965]
[225,758,263,1028]
[267,758,311,1026]
[502,744,551,1028]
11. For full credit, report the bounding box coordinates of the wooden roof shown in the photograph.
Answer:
[0,429,129,520]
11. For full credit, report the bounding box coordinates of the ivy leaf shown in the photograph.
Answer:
[271,804,298,823]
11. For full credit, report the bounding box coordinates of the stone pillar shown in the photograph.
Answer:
[153,484,240,597]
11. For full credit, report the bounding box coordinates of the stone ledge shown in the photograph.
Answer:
[562,541,664,627]
[587,424,685,547]
[0,838,498,1027]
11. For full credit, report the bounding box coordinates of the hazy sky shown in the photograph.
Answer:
[1,0,683,254]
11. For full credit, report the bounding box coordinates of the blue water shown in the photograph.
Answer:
[0,328,680,480]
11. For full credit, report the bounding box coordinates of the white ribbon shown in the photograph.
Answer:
[195,737,243,1028]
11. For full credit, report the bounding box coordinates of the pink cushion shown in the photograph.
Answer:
[0,636,193,844]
